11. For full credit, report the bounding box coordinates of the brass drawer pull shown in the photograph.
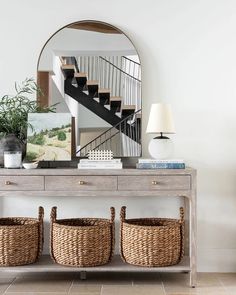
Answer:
[78,180,85,185]
[152,181,158,185]
[5,181,12,185]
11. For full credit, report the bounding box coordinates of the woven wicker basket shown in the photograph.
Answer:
[50,207,115,267]
[120,206,184,267]
[0,206,44,266]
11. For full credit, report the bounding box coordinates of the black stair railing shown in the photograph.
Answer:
[77,109,142,157]
[121,56,141,81]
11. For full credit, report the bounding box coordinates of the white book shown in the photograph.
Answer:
[138,159,185,164]
[78,163,123,169]
[80,159,121,163]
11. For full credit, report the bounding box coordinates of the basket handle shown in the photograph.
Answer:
[50,206,57,223]
[178,206,185,262]
[38,206,44,222]
[108,207,116,263]
[50,207,57,263]
[120,206,126,222]
[179,207,184,223]
[119,206,127,263]
[37,206,44,260]
[110,207,115,223]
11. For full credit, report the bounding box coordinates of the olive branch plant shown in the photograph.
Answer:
[0,78,57,142]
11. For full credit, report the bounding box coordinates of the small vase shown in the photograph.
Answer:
[2,134,23,168]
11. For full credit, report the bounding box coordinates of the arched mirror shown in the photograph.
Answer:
[37,20,141,158]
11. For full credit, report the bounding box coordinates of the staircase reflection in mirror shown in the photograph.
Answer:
[37,20,142,158]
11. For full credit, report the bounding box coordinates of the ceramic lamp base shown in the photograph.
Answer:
[148,137,174,159]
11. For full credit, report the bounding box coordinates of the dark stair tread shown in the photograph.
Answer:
[61,64,77,79]
[87,80,99,97]
[121,105,136,118]
[110,96,122,113]
[74,72,87,88]
[98,89,110,105]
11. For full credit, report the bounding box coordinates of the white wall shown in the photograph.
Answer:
[77,104,111,129]
[1,0,236,271]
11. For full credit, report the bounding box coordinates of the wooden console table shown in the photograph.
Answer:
[0,167,197,287]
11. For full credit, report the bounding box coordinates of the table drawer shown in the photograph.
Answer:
[118,175,191,191]
[45,176,117,191]
[0,176,44,191]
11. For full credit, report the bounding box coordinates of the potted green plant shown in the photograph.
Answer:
[0,78,57,165]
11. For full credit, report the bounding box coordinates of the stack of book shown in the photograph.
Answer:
[78,158,122,169]
[136,159,185,169]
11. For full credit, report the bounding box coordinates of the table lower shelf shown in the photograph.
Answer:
[0,255,191,273]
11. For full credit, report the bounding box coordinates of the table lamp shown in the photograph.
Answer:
[146,103,175,159]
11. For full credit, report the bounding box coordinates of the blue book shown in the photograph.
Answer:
[136,163,185,169]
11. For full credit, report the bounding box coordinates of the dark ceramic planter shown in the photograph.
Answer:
[0,134,24,167]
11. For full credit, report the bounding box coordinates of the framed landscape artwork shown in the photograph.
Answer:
[26,113,72,161]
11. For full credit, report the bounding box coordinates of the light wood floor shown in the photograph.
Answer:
[0,272,235,294]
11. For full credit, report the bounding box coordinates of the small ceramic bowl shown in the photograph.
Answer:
[23,162,38,169]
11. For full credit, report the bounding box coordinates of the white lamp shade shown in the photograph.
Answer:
[146,103,175,134]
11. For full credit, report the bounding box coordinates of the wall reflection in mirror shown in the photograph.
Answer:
[37,21,142,158]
